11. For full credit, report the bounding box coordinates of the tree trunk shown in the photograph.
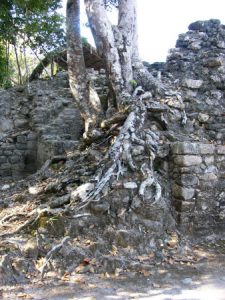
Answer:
[117,0,137,90]
[14,44,22,85]
[67,0,102,134]
[85,0,124,108]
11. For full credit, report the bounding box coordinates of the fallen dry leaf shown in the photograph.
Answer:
[140,270,151,277]
[17,293,33,299]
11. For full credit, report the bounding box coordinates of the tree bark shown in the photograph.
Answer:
[67,0,102,134]
[117,0,137,90]
[14,44,22,85]
[85,0,124,108]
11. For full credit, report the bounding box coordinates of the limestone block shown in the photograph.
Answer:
[27,141,37,149]
[0,163,11,170]
[172,184,195,200]
[3,150,13,156]
[217,145,225,154]
[199,144,215,154]
[0,156,8,164]
[198,113,209,123]
[203,57,223,68]
[70,183,95,201]
[0,118,13,132]
[123,182,138,189]
[179,174,199,186]
[174,199,195,212]
[205,165,218,174]
[179,166,203,174]
[3,144,14,150]
[183,78,203,89]
[14,119,28,128]
[16,143,27,150]
[217,41,225,49]
[13,163,25,170]
[174,155,202,166]
[199,173,218,181]
[9,156,21,164]
[216,155,225,162]
[27,132,37,140]
[171,142,199,155]
[0,169,12,177]
[16,135,27,144]
[204,156,214,166]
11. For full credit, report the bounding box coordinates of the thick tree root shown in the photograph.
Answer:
[39,236,70,279]
[73,94,163,212]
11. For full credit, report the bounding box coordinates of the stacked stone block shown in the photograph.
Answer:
[0,131,37,180]
[171,142,225,232]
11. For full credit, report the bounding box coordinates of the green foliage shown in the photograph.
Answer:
[81,36,88,44]
[0,0,65,86]
[129,79,137,88]
[0,41,12,88]
[0,0,65,51]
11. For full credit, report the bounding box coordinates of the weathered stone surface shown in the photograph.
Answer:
[179,174,199,186]
[199,173,218,181]
[171,142,199,155]
[123,182,138,189]
[198,113,209,123]
[204,156,215,166]
[70,183,95,201]
[217,145,225,154]
[199,144,215,155]
[174,155,202,166]
[172,184,195,200]
[183,78,203,89]
[203,57,223,68]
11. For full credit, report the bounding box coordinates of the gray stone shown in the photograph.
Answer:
[182,278,193,285]
[0,163,11,170]
[16,143,27,150]
[0,169,12,176]
[174,155,202,166]
[49,194,70,208]
[205,165,218,173]
[14,119,28,128]
[217,41,225,49]
[198,113,209,123]
[179,174,199,186]
[172,184,195,200]
[27,141,37,149]
[0,118,13,132]
[123,182,138,189]
[217,145,225,154]
[171,142,199,155]
[199,173,218,181]
[1,184,10,191]
[204,156,214,166]
[203,57,222,68]
[9,156,21,164]
[183,78,203,89]
[3,150,13,156]
[0,156,8,164]
[179,166,203,174]
[16,135,27,143]
[199,144,215,154]
[70,183,95,201]
[27,132,37,140]
[21,239,38,259]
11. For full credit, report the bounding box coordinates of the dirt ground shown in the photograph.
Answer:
[2,237,225,300]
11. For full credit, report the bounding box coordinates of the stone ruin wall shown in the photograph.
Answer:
[0,19,225,233]
[166,19,225,233]
[0,70,107,180]
[171,142,225,233]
